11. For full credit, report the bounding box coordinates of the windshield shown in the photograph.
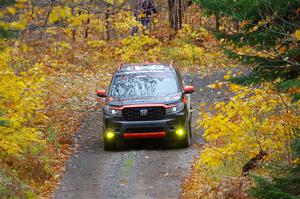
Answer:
[110,72,179,99]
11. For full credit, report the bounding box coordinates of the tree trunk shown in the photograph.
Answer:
[168,0,183,30]
[168,0,192,30]
[84,13,90,41]
[215,13,220,32]
[105,6,111,41]
[178,0,183,29]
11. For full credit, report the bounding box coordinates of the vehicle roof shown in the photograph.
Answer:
[117,63,175,74]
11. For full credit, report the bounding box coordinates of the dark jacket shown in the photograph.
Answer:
[135,0,157,19]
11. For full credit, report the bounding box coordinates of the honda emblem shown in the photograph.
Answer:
[140,109,148,116]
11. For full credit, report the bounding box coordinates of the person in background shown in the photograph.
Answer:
[131,0,157,36]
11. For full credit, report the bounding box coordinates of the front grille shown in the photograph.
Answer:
[126,127,164,133]
[123,107,165,121]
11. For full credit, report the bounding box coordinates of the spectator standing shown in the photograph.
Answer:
[131,0,157,36]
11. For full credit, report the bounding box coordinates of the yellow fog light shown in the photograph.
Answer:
[106,132,115,139]
[176,129,185,137]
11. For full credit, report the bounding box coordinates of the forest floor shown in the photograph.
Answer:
[52,67,235,199]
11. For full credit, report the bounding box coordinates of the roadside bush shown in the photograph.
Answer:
[248,138,300,199]
[166,26,230,68]
[0,49,45,157]
[116,35,162,63]
[0,47,53,198]
[198,84,299,174]
[0,169,35,199]
[191,82,300,197]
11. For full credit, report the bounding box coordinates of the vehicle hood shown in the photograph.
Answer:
[107,93,182,106]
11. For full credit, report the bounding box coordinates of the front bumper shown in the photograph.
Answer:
[103,113,186,140]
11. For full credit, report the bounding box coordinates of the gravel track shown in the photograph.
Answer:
[54,70,228,199]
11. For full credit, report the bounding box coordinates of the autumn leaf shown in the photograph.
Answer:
[223,74,230,80]
[7,7,16,15]
[207,82,224,89]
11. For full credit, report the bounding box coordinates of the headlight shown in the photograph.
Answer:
[105,105,122,117]
[166,102,184,115]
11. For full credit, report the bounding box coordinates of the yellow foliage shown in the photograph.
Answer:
[112,11,137,33]
[0,3,30,30]
[49,6,72,24]
[89,16,106,32]
[295,29,300,41]
[69,13,90,27]
[168,25,229,68]
[0,48,46,156]
[198,84,300,175]
[7,7,16,15]
[87,40,107,48]
[116,35,162,63]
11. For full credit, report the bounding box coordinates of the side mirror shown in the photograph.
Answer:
[96,90,107,97]
[184,86,194,94]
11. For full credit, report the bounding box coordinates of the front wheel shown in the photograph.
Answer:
[177,122,191,148]
[103,139,117,151]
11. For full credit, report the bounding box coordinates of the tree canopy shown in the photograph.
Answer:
[194,0,300,88]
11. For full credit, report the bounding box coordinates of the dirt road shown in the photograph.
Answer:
[54,70,227,199]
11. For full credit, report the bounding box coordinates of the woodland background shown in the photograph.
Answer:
[0,0,299,198]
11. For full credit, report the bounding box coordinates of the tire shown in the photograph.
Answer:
[178,121,191,148]
[103,139,117,151]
